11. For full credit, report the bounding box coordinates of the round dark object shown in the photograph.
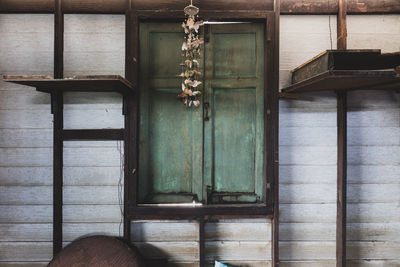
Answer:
[48,235,146,267]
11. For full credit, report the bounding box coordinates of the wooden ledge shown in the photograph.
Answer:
[3,75,135,95]
[282,70,400,93]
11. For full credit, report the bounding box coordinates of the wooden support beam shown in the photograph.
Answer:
[53,0,64,257]
[337,0,347,50]
[123,0,139,243]
[54,0,63,79]
[199,218,205,267]
[52,91,63,256]
[1,0,400,14]
[336,1,347,267]
[62,129,124,141]
[336,91,347,267]
[271,1,280,266]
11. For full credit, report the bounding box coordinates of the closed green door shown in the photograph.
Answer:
[203,24,264,204]
[139,23,203,203]
[139,22,264,204]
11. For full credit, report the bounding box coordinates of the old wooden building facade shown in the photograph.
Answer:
[0,0,399,266]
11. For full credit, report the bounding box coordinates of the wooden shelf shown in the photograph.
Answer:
[282,50,400,94]
[3,75,135,95]
[282,70,400,93]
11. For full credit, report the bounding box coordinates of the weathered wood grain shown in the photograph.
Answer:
[0,263,48,267]
[0,205,121,223]
[0,166,122,186]
[205,241,271,261]
[0,242,52,261]
[0,147,121,167]
[133,241,199,261]
[280,108,399,127]
[131,222,199,242]
[280,145,400,165]
[280,184,400,204]
[205,222,271,241]
[280,223,400,242]
[0,186,121,205]
[347,15,400,53]
[280,127,399,146]
[0,109,124,129]
[280,203,400,223]
[280,165,400,184]
[0,90,122,110]
[0,223,120,242]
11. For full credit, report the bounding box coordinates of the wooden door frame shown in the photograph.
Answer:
[126,12,279,219]
[126,4,280,267]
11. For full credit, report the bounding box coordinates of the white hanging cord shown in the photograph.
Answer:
[328,0,333,50]
[117,140,124,237]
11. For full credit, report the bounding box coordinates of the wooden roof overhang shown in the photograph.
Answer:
[1,0,399,14]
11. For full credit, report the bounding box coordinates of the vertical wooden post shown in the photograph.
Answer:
[124,0,139,242]
[337,0,347,51]
[336,0,347,266]
[199,218,205,267]
[53,0,64,256]
[54,0,63,79]
[271,0,280,266]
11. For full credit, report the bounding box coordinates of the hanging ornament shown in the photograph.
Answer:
[178,0,204,108]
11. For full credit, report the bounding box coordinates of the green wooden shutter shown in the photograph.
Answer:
[203,23,265,204]
[139,22,264,204]
[138,23,203,203]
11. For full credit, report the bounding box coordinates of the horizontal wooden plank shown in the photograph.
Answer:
[65,32,124,52]
[64,51,124,74]
[280,165,400,184]
[348,260,400,267]
[133,241,199,261]
[280,203,400,223]
[205,241,271,261]
[280,241,400,261]
[206,262,271,267]
[0,186,122,205]
[279,261,335,267]
[0,51,53,73]
[280,223,400,242]
[0,90,122,110]
[280,145,400,166]
[0,203,385,224]
[1,129,126,147]
[0,14,53,33]
[0,223,120,242]
[0,33,53,53]
[205,222,271,241]
[0,166,122,186]
[0,263,48,267]
[280,108,399,127]
[64,15,124,33]
[280,184,400,204]
[0,109,123,129]
[278,261,400,267]
[0,242,52,261]
[280,126,399,146]
[0,205,121,223]
[0,147,121,167]
[131,222,199,242]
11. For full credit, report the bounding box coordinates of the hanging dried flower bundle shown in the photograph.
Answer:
[178,1,204,107]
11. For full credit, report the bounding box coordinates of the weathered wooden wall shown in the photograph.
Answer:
[279,14,400,267]
[0,14,125,265]
[0,13,399,267]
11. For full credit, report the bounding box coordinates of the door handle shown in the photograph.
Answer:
[204,102,210,121]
